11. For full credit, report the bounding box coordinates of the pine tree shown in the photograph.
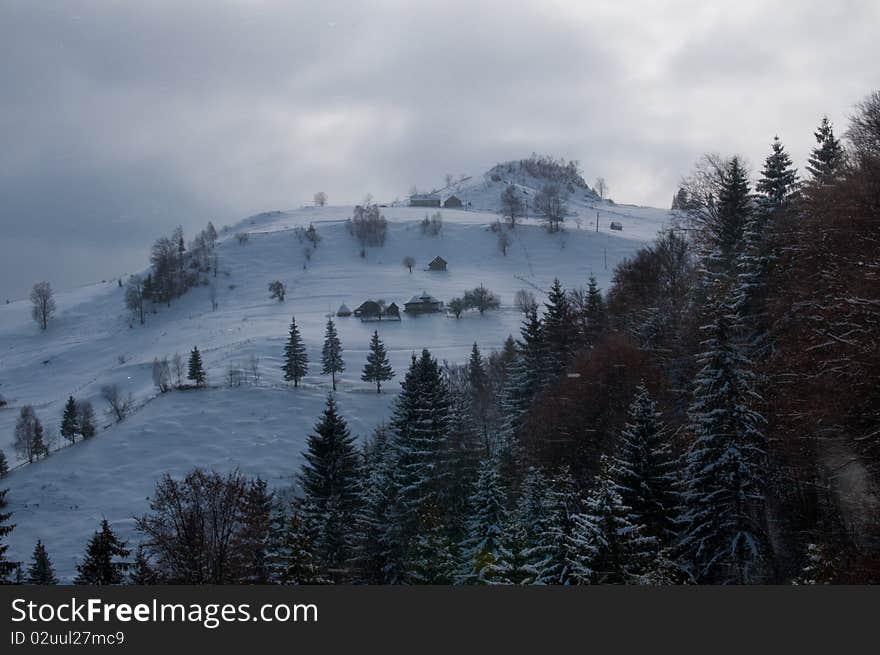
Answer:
[351,427,395,583]
[76,401,96,439]
[406,501,458,584]
[541,278,574,375]
[235,478,274,584]
[568,457,656,584]
[361,331,394,393]
[495,508,532,584]
[385,350,451,583]
[0,488,17,583]
[282,315,309,387]
[0,450,8,478]
[129,546,159,585]
[467,343,488,397]
[581,275,606,347]
[714,156,753,266]
[61,395,79,445]
[26,540,58,584]
[272,500,325,584]
[187,346,206,388]
[74,519,130,585]
[298,395,360,578]
[678,310,768,584]
[806,116,845,185]
[466,342,491,446]
[609,384,679,545]
[459,456,507,584]
[528,467,580,584]
[321,318,344,391]
[756,136,798,214]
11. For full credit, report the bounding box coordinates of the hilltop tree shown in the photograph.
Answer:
[30,281,56,330]
[61,396,79,445]
[806,116,845,185]
[188,347,207,388]
[362,331,394,393]
[756,136,798,214]
[501,185,523,228]
[74,519,130,585]
[27,540,58,585]
[14,405,46,463]
[0,489,16,583]
[534,184,567,232]
[298,395,361,578]
[321,318,344,391]
[314,191,327,207]
[282,316,309,387]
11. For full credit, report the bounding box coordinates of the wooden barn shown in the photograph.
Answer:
[443,194,463,209]
[404,292,443,314]
[428,256,447,272]
[410,193,441,208]
[354,299,400,321]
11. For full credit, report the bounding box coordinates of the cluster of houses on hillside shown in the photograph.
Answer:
[337,291,444,321]
[410,193,464,209]
[335,252,448,322]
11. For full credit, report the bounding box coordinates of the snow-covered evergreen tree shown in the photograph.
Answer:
[129,546,159,585]
[0,488,17,583]
[755,136,798,214]
[321,318,344,391]
[282,315,309,387]
[406,501,458,584]
[187,346,206,387]
[61,395,79,445]
[610,384,679,545]
[385,349,451,583]
[26,540,58,584]
[495,507,532,584]
[806,116,845,185]
[234,477,274,584]
[351,426,396,583]
[541,278,574,375]
[298,395,360,579]
[0,450,8,478]
[361,331,394,393]
[74,519,130,585]
[528,467,580,584]
[459,456,507,584]
[581,274,607,347]
[568,457,656,584]
[678,310,769,584]
[272,499,325,584]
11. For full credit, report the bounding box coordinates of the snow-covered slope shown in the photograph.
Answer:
[0,183,672,580]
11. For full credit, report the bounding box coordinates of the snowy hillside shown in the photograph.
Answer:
[0,179,672,580]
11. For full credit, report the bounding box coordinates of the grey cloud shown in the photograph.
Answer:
[1,0,878,299]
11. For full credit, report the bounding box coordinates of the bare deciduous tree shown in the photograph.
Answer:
[125,275,147,325]
[534,184,568,232]
[101,384,133,423]
[514,289,538,315]
[152,357,172,393]
[403,256,416,273]
[268,280,286,302]
[497,230,511,256]
[501,185,523,228]
[30,281,56,330]
[14,405,46,463]
[594,177,608,199]
[172,353,185,388]
[313,191,328,207]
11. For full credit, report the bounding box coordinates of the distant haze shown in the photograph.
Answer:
[1,0,878,299]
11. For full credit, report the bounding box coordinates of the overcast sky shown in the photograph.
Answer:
[1,0,878,300]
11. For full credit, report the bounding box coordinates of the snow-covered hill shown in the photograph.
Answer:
[0,175,672,580]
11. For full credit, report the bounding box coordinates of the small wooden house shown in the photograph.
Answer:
[609,221,623,231]
[428,256,447,272]
[443,195,463,209]
[336,303,352,317]
[385,302,401,319]
[410,193,441,208]
[404,292,443,314]
[354,300,383,319]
